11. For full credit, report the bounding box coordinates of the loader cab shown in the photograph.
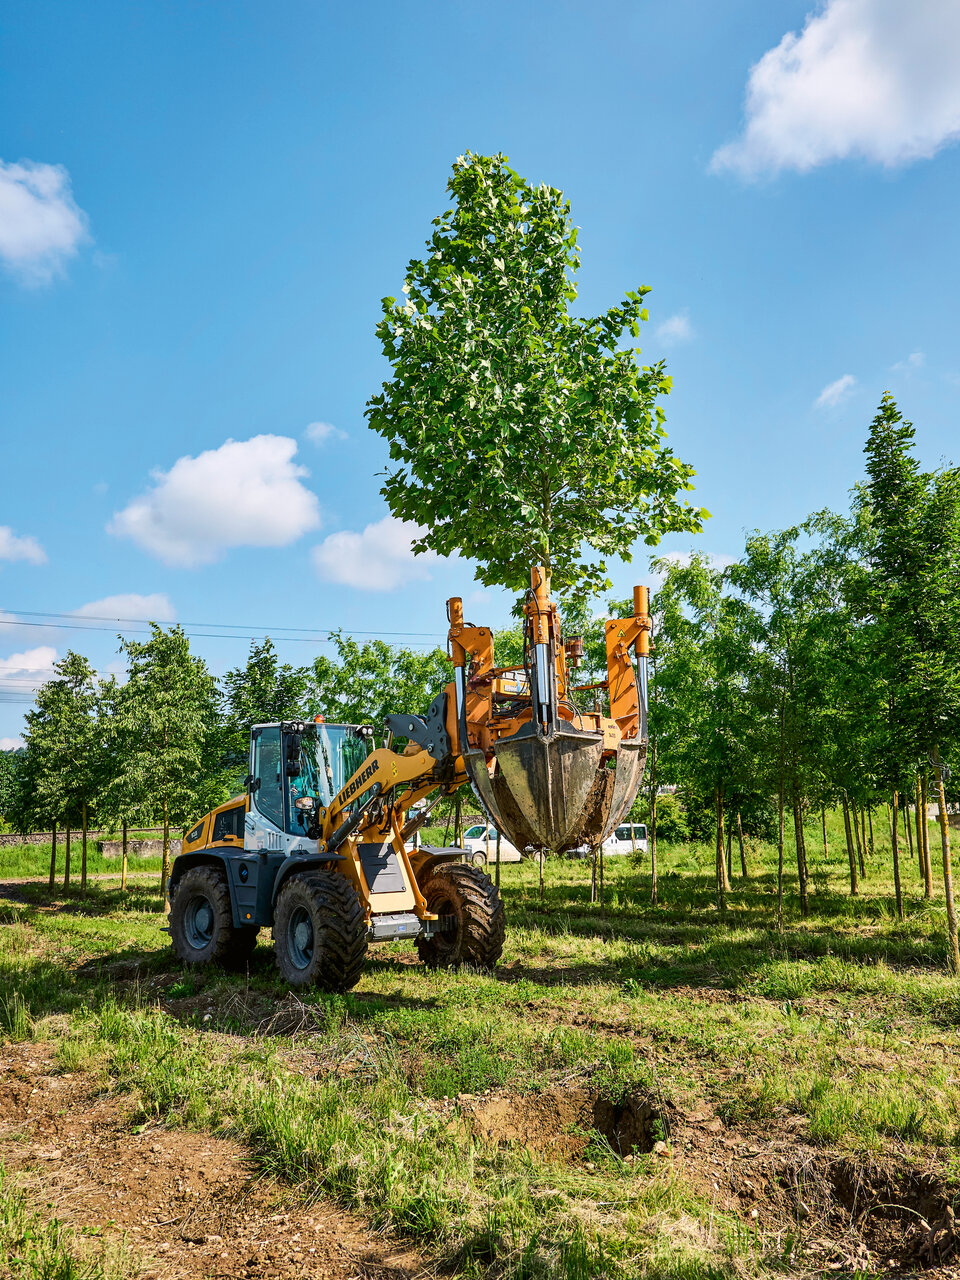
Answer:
[248,720,373,846]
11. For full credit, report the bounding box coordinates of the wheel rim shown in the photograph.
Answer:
[430,889,462,956]
[287,905,315,970]
[184,894,215,950]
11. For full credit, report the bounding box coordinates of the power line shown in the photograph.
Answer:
[0,607,447,640]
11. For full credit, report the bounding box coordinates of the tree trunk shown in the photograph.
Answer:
[736,811,747,877]
[494,829,501,890]
[890,790,904,922]
[81,800,88,894]
[650,786,658,905]
[64,827,71,889]
[852,804,865,879]
[121,820,128,892]
[922,774,933,898]
[161,798,171,909]
[933,749,960,974]
[821,805,828,862]
[904,797,914,871]
[776,777,785,932]
[792,789,809,916]
[867,805,875,859]
[599,843,605,913]
[715,786,727,917]
[718,788,731,894]
[725,817,733,883]
[776,689,785,931]
[918,774,932,897]
[48,823,57,891]
[842,796,858,895]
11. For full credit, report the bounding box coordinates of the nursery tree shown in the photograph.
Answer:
[367,152,705,601]
[115,626,220,890]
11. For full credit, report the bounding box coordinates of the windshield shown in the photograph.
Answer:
[286,723,371,834]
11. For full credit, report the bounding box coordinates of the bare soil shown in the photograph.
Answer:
[456,1080,960,1274]
[0,1042,429,1280]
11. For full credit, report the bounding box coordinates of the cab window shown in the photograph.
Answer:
[464,825,485,839]
[253,728,284,830]
[213,804,244,842]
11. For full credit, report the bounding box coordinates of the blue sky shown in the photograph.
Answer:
[2,0,960,744]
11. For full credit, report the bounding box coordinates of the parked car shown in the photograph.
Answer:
[460,823,523,866]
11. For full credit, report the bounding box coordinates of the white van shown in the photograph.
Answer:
[460,823,523,866]
[606,823,649,855]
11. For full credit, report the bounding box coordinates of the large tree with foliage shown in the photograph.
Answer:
[0,748,22,826]
[220,638,310,779]
[115,626,221,889]
[17,652,99,890]
[856,398,960,966]
[309,634,451,733]
[366,152,705,601]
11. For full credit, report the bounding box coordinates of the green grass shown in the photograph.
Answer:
[0,842,163,881]
[0,807,959,1275]
[0,1164,131,1279]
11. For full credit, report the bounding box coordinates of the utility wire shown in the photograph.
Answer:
[0,607,446,640]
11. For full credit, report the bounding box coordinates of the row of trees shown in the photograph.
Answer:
[1,630,452,892]
[640,395,960,962]
[2,386,956,964]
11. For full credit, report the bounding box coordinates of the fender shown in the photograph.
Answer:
[168,850,229,900]
[169,848,286,929]
[271,854,347,909]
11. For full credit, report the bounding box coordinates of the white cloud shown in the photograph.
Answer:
[0,159,89,283]
[711,0,960,178]
[0,736,24,751]
[0,526,46,565]
[312,517,439,590]
[656,312,694,345]
[892,351,925,371]
[304,421,346,445]
[109,435,322,567]
[0,646,58,699]
[815,374,857,408]
[73,593,176,623]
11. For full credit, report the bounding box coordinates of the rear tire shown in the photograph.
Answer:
[416,864,505,971]
[170,865,258,969]
[470,850,487,867]
[273,871,367,992]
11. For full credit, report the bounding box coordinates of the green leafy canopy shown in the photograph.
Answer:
[366,152,706,601]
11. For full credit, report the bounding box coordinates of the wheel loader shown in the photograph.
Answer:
[166,569,651,991]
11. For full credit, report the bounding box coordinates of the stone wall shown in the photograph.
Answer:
[0,829,170,849]
[97,839,181,860]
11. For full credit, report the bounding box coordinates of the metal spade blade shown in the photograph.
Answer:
[461,723,648,854]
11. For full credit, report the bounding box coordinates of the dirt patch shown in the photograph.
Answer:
[460,1077,960,1271]
[0,1042,428,1279]
[665,1103,960,1273]
[459,1083,663,1160]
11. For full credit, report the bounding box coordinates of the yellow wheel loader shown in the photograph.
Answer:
[166,570,650,991]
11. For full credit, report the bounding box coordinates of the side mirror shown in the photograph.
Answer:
[294,796,316,811]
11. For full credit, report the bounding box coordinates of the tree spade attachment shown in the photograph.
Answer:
[447,569,650,855]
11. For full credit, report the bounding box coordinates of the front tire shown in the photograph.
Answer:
[273,871,367,992]
[416,864,505,971]
[170,865,258,969]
